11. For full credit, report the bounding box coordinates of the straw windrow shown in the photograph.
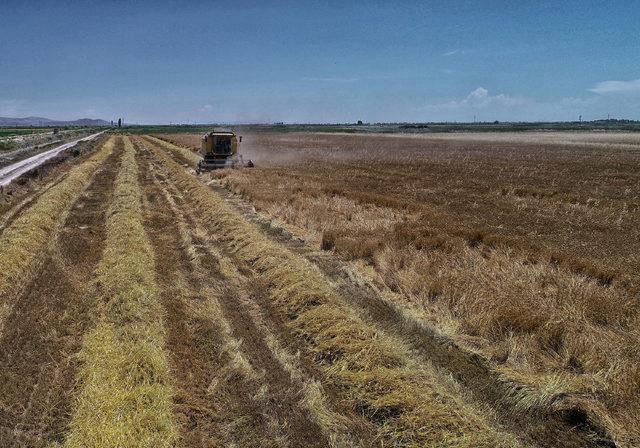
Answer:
[0,137,114,333]
[64,137,177,448]
[144,138,521,447]
[144,135,201,167]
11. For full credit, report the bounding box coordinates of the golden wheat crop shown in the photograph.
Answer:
[145,135,201,166]
[159,130,640,445]
[145,138,522,447]
[64,137,177,448]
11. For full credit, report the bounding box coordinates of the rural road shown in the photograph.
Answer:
[0,131,104,187]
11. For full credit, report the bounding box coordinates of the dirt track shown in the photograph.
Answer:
[0,134,620,447]
[0,132,104,186]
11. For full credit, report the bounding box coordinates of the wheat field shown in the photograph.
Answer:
[160,130,640,446]
[1,131,635,448]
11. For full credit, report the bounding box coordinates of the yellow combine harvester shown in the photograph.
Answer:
[197,128,254,172]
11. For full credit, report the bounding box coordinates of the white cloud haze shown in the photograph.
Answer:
[589,78,640,94]
[3,80,640,123]
[415,87,598,122]
[0,99,27,117]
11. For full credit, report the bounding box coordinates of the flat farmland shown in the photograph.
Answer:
[159,130,640,447]
[1,131,637,448]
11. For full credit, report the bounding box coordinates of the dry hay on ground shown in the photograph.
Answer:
[160,130,640,446]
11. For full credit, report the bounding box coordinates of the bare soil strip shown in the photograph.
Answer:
[141,136,524,448]
[0,142,122,447]
[136,140,338,447]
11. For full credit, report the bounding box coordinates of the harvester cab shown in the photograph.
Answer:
[197,129,254,172]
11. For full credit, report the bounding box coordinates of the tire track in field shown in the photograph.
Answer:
[137,142,333,447]
[0,141,122,448]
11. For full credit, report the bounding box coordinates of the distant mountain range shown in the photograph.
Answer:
[0,116,110,127]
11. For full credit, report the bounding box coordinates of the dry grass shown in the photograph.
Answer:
[145,135,201,167]
[149,162,257,380]
[160,131,640,446]
[201,237,365,447]
[0,137,114,334]
[64,137,177,448]
[161,190,334,445]
[146,138,522,447]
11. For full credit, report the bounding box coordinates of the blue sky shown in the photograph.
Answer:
[1,0,639,123]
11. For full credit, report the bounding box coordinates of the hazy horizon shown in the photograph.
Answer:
[2,0,639,124]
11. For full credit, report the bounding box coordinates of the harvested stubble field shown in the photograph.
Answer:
[0,131,635,448]
[157,130,640,447]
